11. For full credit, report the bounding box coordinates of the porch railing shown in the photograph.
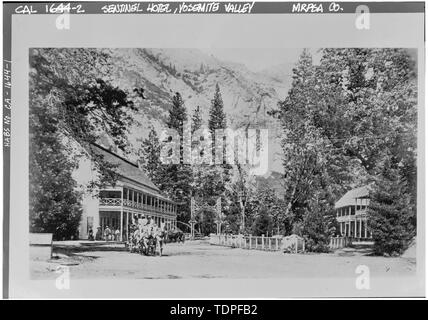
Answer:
[328,236,350,249]
[99,198,122,206]
[99,198,175,215]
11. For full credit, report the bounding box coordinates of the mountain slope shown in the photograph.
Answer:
[107,48,294,175]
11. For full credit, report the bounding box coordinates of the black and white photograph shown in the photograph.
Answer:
[28,47,419,281]
[1,1,425,300]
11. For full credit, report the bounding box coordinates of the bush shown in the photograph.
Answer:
[251,206,273,236]
[197,209,217,236]
[295,200,337,253]
[300,211,331,253]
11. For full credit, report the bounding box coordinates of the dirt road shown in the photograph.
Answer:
[30,239,416,280]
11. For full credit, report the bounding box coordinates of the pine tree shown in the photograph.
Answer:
[162,92,193,229]
[167,92,187,136]
[278,49,334,224]
[277,49,355,248]
[191,106,203,134]
[190,84,231,228]
[368,160,416,256]
[190,105,204,191]
[208,83,227,135]
[138,126,163,188]
[208,84,228,166]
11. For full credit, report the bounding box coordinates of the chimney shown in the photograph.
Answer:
[137,159,144,171]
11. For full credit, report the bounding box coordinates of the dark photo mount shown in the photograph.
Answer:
[2,1,425,299]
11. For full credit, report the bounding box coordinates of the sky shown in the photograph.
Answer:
[200,48,304,72]
[202,49,417,73]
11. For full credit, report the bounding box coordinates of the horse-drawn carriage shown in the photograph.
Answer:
[126,222,167,256]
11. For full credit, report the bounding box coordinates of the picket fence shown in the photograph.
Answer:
[210,234,350,252]
[209,234,295,252]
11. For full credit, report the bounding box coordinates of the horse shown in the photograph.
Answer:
[167,228,185,243]
[144,236,157,256]
[138,223,158,256]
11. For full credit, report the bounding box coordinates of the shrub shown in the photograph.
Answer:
[300,211,332,253]
[251,206,274,236]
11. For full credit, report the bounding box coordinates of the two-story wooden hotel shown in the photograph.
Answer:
[77,143,177,241]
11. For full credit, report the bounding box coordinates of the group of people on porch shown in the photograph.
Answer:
[87,215,164,242]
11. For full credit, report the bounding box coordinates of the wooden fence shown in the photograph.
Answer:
[210,234,350,252]
[209,234,288,252]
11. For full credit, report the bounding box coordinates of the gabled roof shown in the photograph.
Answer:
[90,143,160,193]
[335,186,370,209]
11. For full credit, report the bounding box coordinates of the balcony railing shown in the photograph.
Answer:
[99,198,175,215]
[337,209,367,220]
[355,209,368,216]
[99,198,122,206]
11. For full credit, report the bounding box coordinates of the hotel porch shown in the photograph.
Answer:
[98,187,177,241]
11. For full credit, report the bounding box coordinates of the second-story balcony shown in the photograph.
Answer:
[99,197,175,216]
[337,212,368,223]
[99,197,122,206]
[355,208,368,216]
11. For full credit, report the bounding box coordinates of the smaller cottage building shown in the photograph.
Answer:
[335,186,372,240]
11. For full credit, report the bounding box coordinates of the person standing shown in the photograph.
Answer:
[104,225,112,241]
[115,228,121,241]
[95,227,102,240]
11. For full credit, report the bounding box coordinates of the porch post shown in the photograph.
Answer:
[354,219,357,238]
[125,211,129,241]
[364,220,367,238]
[359,219,362,238]
[132,190,134,207]
[120,188,124,241]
